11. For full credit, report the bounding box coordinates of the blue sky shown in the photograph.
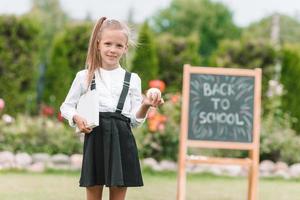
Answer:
[0,0,299,27]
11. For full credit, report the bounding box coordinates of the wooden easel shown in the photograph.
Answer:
[177,65,262,200]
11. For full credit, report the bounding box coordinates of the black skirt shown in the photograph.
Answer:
[79,112,143,187]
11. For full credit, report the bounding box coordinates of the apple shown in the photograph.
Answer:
[146,88,161,99]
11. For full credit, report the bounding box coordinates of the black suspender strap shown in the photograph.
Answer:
[116,71,131,113]
[90,75,96,90]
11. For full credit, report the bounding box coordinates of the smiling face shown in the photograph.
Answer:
[98,29,128,69]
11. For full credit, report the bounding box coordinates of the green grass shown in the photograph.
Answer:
[0,168,300,200]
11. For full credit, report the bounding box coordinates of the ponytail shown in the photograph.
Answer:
[85,17,107,88]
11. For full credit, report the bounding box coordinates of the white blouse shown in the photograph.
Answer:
[60,66,145,127]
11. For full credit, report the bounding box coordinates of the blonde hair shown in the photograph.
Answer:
[85,17,134,87]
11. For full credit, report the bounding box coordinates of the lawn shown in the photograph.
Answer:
[0,169,299,200]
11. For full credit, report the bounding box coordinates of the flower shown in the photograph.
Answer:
[2,114,15,124]
[0,98,5,111]
[157,123,165,133]
[41,105,54,117]
[147,109,168,133]
[170,93,181,104]
[148,80,166,92]
[147,107,157,119]
[148,119,159,132]
[267,80,284,98]
[57,112,64,122]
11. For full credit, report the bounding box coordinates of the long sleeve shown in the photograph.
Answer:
[60,71,85,127]
[129,73,147,127]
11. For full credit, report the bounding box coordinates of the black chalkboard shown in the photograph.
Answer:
[188,74,254,143]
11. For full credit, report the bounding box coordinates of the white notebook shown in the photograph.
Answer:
[75,89,99,134]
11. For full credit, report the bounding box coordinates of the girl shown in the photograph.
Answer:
[60,17,163,200]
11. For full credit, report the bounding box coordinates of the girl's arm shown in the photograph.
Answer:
[135,101,151,119]
[60,71,84,127]
[130,73,164,125]
[60,70,97,134]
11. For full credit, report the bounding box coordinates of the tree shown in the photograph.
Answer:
[243,14,300,45]
[131,21,159,91]
[151,0,240,61]
[26,0,68,110]
[28,0,68,61]
[0,15,41,115]
[43,22,92,110]
[280,44,300,133]
[156,33,201,92]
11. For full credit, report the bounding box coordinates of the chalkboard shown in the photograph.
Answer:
[188,74,255,143]
[177,66,262,200]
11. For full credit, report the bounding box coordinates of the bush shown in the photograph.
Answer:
[0,115,82,155]
[134,93,181,161]
[131,21,159,91]
[156,33,201,92]
[260,111,300,164]
[280,44,300,134]
[0,15,41,115]
[44,22,92,110]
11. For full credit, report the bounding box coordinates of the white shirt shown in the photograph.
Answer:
[60,66,145,127]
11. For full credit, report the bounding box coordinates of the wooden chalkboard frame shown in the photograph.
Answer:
[177,65,262,200]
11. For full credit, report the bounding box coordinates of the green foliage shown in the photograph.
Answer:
[280,44,300,133]
[156,33,201,92]
[0,15,41,115]
[243,14,300,44]
[261,108,300,164]
[0,115,82,155]
[152,0,240,59]
[25,0,69,110]
[134,93,181,161]
[210,38,277,113]
[131,21,159,91]
[44,22,92,110]
[27,0,68,61]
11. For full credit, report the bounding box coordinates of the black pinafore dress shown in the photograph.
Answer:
[79,71,143,187]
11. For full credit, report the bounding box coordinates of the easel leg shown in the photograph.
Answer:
[177,165,186,200]
[177,147,186,200]
[248,149,259,200]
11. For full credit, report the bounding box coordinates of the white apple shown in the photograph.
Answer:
[146,88,161,99]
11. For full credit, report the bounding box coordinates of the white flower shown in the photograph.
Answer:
[267,80,284,98]
[2,114,15,124]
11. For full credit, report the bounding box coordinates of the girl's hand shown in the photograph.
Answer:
[73,114,93,134]
[143,91,164,107]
